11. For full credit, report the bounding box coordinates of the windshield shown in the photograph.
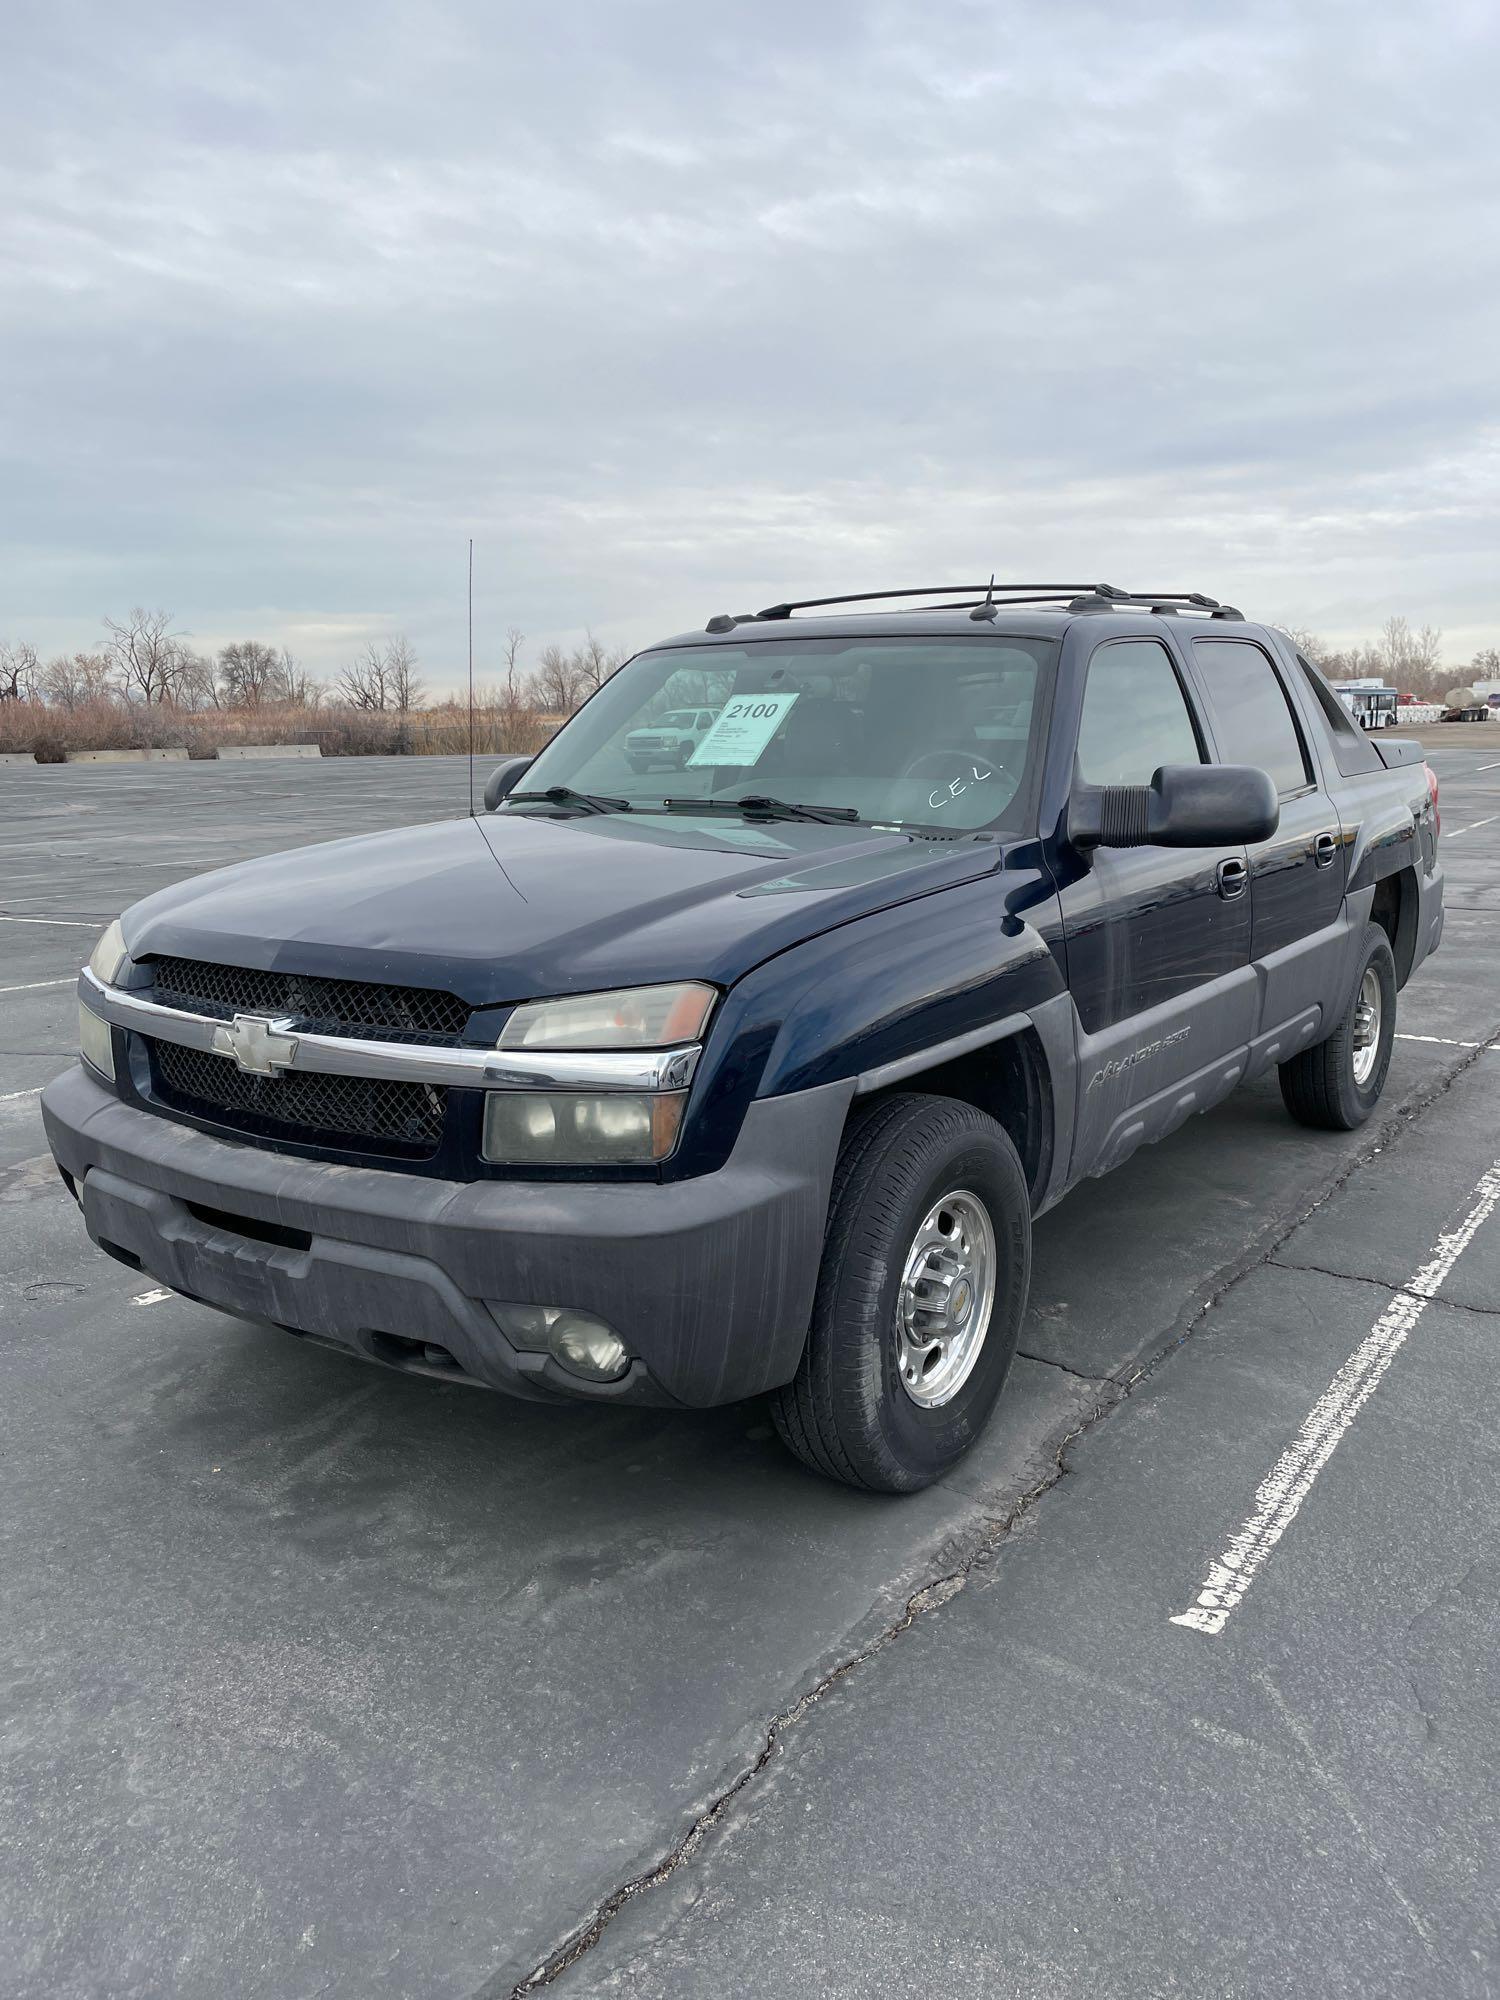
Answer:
[510,635,1056,832]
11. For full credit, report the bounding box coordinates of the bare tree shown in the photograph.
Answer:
[575,630,626,696]
[280,648,324,707]
[1280,626,1330,666]
[1470,647,1500,678]
[217,639,287,708]
[337,642,389,710]
[1378,616,1443,690]
[173,650,219,710]
[40,651,115,710]
[335,636,424,712]
[480,627,531,747]
[529,644,588,716]
[502,627,525,697]
[103,607,196,704]
[0,640,39,702]
[385,635,426,713]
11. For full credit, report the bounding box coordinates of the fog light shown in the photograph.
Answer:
[79,1002,115,1082]
[549,1312,630,1381]
[488,1302,632,1382]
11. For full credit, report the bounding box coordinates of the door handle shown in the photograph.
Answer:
[1313,831,1339,869]
[1216,857,1248,900]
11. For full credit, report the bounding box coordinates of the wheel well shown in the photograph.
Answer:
[1371,867,1419,987]
[853,1028,1053,1207]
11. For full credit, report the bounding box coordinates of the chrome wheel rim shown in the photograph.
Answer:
[1352,967,1382,1086]
[895,1189,997,1408]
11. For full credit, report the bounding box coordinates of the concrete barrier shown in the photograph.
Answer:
[213,743,322,760]
[0,752,37,766]
[65,747,189,764]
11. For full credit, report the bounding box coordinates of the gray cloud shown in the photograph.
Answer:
[3,0,1497,681]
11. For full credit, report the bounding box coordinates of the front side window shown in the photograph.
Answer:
[1192,640,1311,795]
[1075,639,1202,785]
[509,635,1057,832]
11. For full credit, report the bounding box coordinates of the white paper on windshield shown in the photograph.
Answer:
[687,690,800,766]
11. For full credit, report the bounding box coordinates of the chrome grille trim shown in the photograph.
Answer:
[79,971,702,1093]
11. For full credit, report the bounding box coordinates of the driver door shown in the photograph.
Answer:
[1054,637,1256,1176]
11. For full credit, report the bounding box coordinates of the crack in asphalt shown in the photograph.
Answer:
[1013,1348,1108,1384]
[497,1411,1113,2000]
[1266,1257,1500,1319]
[497,1022,1500,1997]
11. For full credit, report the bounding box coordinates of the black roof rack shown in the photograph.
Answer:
[703,583,1244,633]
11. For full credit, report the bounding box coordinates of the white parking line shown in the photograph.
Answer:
[1476,761,1500,771]
[1444,815,1500,838]
[0,977,76,994]
[1170,1155,1500,1637]
[0,913,106,928]
[0,1087,43,1103]
[132,1288,175,1306]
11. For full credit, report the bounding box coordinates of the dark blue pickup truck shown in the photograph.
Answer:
[44,583,1444,1490]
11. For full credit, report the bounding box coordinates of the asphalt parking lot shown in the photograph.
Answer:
[3,750,1499,1999]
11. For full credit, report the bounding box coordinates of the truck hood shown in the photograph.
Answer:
[122,811,1005,1007]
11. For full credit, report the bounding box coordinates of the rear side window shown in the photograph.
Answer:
[1076,639,1202,785]
[1295,653,1381,775]
[1192,640,1311,795]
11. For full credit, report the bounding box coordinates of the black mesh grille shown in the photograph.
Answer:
[151,1041,446,1156]
[149,956,470,1045]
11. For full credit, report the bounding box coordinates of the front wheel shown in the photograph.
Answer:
[770,1094,1031,1492]
[1278,922,1396,1131]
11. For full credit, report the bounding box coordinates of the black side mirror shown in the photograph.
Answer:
[483,757,533,812]
[1069,763,1279,852]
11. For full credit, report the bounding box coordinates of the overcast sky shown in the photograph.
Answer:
[4,0,1497,685]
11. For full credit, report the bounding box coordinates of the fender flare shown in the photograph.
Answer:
[851,990,1078,1213]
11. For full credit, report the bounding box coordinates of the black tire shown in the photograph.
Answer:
[770,1093,1031,1493]
[675,743,694,769]
[627,757,650,774]
[1278,922,1396,1131]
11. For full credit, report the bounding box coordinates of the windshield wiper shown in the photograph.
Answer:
[505,786,632,816]
[659,794,861,825]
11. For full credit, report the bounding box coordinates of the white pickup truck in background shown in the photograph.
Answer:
[624,705,722,770]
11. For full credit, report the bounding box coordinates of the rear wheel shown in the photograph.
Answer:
[771,1094,1031,1492]
[1279,923,1396,1131]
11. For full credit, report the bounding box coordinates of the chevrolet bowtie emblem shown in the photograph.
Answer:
[212,1013,300,1077]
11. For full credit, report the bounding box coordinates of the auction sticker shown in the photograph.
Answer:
[688,691,800,766]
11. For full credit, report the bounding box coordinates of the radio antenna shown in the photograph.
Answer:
[467,536,475,818]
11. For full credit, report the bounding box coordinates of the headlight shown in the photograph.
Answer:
[79,1002,115,1082]
[482,1090,687,1164]
[500,982,715,1051]
[87,918,130,988]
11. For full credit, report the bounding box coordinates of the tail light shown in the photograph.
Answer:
[1424,761,1440,837]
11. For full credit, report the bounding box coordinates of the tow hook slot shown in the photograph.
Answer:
[184,1201,312,1253]
[364,1329,474,1382]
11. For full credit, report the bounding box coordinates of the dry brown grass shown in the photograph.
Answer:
[0,692,561,762]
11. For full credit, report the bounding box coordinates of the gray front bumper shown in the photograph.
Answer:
[42,1066,852,1408]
